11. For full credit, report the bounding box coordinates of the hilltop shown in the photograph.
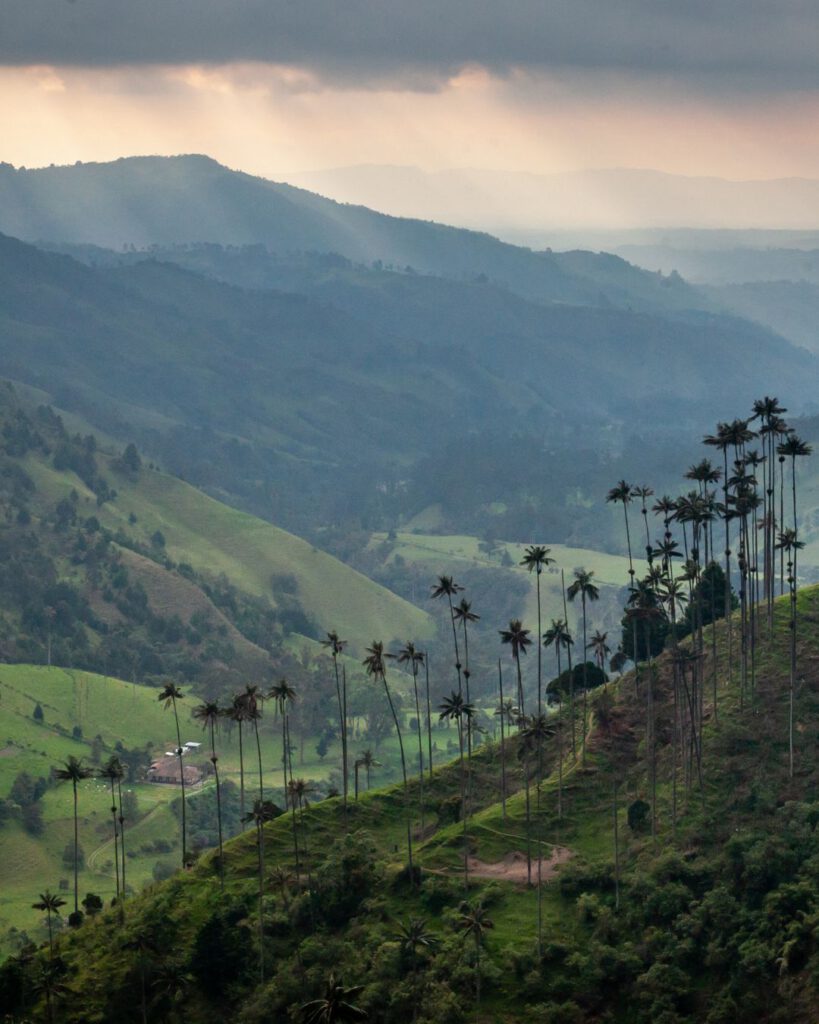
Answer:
[6,584,819,1023]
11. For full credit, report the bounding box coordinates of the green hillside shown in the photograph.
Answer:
[7,586,819,1022]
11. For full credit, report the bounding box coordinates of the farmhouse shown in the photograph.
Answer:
[147,754,202,786]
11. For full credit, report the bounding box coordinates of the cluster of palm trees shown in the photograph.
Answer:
[604,395,812,845]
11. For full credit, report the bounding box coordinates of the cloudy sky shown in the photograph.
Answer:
[2,1,819,192]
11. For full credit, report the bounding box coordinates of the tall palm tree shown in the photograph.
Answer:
[289,778,316,882]
[431,575,465,696]
[397,642,427,829]
[519,713,553,958]
[244,684,266,803]
[242,799,279,983]
[54,755,92,920]
[439,690,475,891]
[520,545,555,714]
[499,619,533,882]
[778,433,812,601]
[633,486,655,562]
[32,891,65,959]
[98,756,124,904]
[321,631,349,815]
[363,641,413,877]
[192,700,225,886]
[392,915,438,972]
[453,599,480,772]
[567,569,600,762]
[499,619,531,715]
[270,679,300,876]
[158,682,188,868]
[587,630,611,676]
[456,900,494,1015]
[359,749,381,793]
[300,976,367,1024]
[226,693,250,826]
[542,617,572,819]
[777,528,806,778]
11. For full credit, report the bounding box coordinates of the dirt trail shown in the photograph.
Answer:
[466,846,572,883]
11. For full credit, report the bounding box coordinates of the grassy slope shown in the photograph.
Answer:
[28,583,819,1023]
[24,454,433,653]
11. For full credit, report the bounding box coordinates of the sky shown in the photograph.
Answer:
[2,1,819,219]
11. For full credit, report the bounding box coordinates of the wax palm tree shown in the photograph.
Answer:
[753,397,788,617]
[397,642,426,827]
[633,486,655,561]
[431,575,465,695]
[499,619,531,715]
[242,799,279,983]
[158,682,188,868]
[321,631,349,814]
[567,569,599,763]
[542,617,572,818]
[520,545,555,714]
[392,916,436,1020]
[453,599,480,772]
[34,959,70,1024]
[358,749,380,794]
[243,684,266,803]
[363,641,413,877]
[300,976,367,1024]
[588,630,611,675]
[439,690,475,890]
[269,678,299,874]
[456,900,494,1014]
[32,891,65,959]
[226,692,250,825]
[607,481,635,580]
[423,652,434,779]
[519,713,554,958]
[54,755,93,920]
[288,777,316,873]
[98,756,124,904]
[777,527,806,778]
[192,700,225,886]
[778,433,812,599]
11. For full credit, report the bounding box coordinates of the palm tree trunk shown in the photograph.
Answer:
[355,761,360,800]
[515,650,532,886]
[253,717,264,803]
[613,779,620,911]
[172,696,187,868]
[412,665,425,833]
[458,718,468,892]
[498,660,507,822]
[238,720,246,829]
[333,656,348,817]
[382,673,414,879]
[116,774,126,899]
[46,908,54,959]
[447,594,464,697]
[536,571,543,716]
[561,571,576,759]
[210,720,224,887]
[72,780,79,915]
[108,777,120,902]
[581,594,588,765]
[257,819,265,982]
[424,654,434,780]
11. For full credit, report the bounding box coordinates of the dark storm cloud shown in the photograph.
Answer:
[2,0,818,91]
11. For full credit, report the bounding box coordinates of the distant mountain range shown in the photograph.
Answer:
[1,154,817,543]
[288,164,819,232]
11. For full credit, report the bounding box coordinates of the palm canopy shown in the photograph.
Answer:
[357,749,381,770]
[778,433,813,459]
[396,641,424,668]
[519,713,554,753]
[32,891,66,914]
[192,701,221,729]
[520,545,554,574]
[241,799,280,827]
[438,691,475,723]
[269,679,297,710]
[98,755,124,783]
[321,631,347,657]
[300,976,367,1024]
[157,682,184,709]
[392,916,438,957]
[363,641,392,678]
[588,630,611,663]
[456,901,494,944]
[499,619,532,657]
[430,575,463,600]
[606,480,633,505]
[453,598,480,624]
[566,568,599,603]
[54,755,93,784]
[542,618,573,651]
